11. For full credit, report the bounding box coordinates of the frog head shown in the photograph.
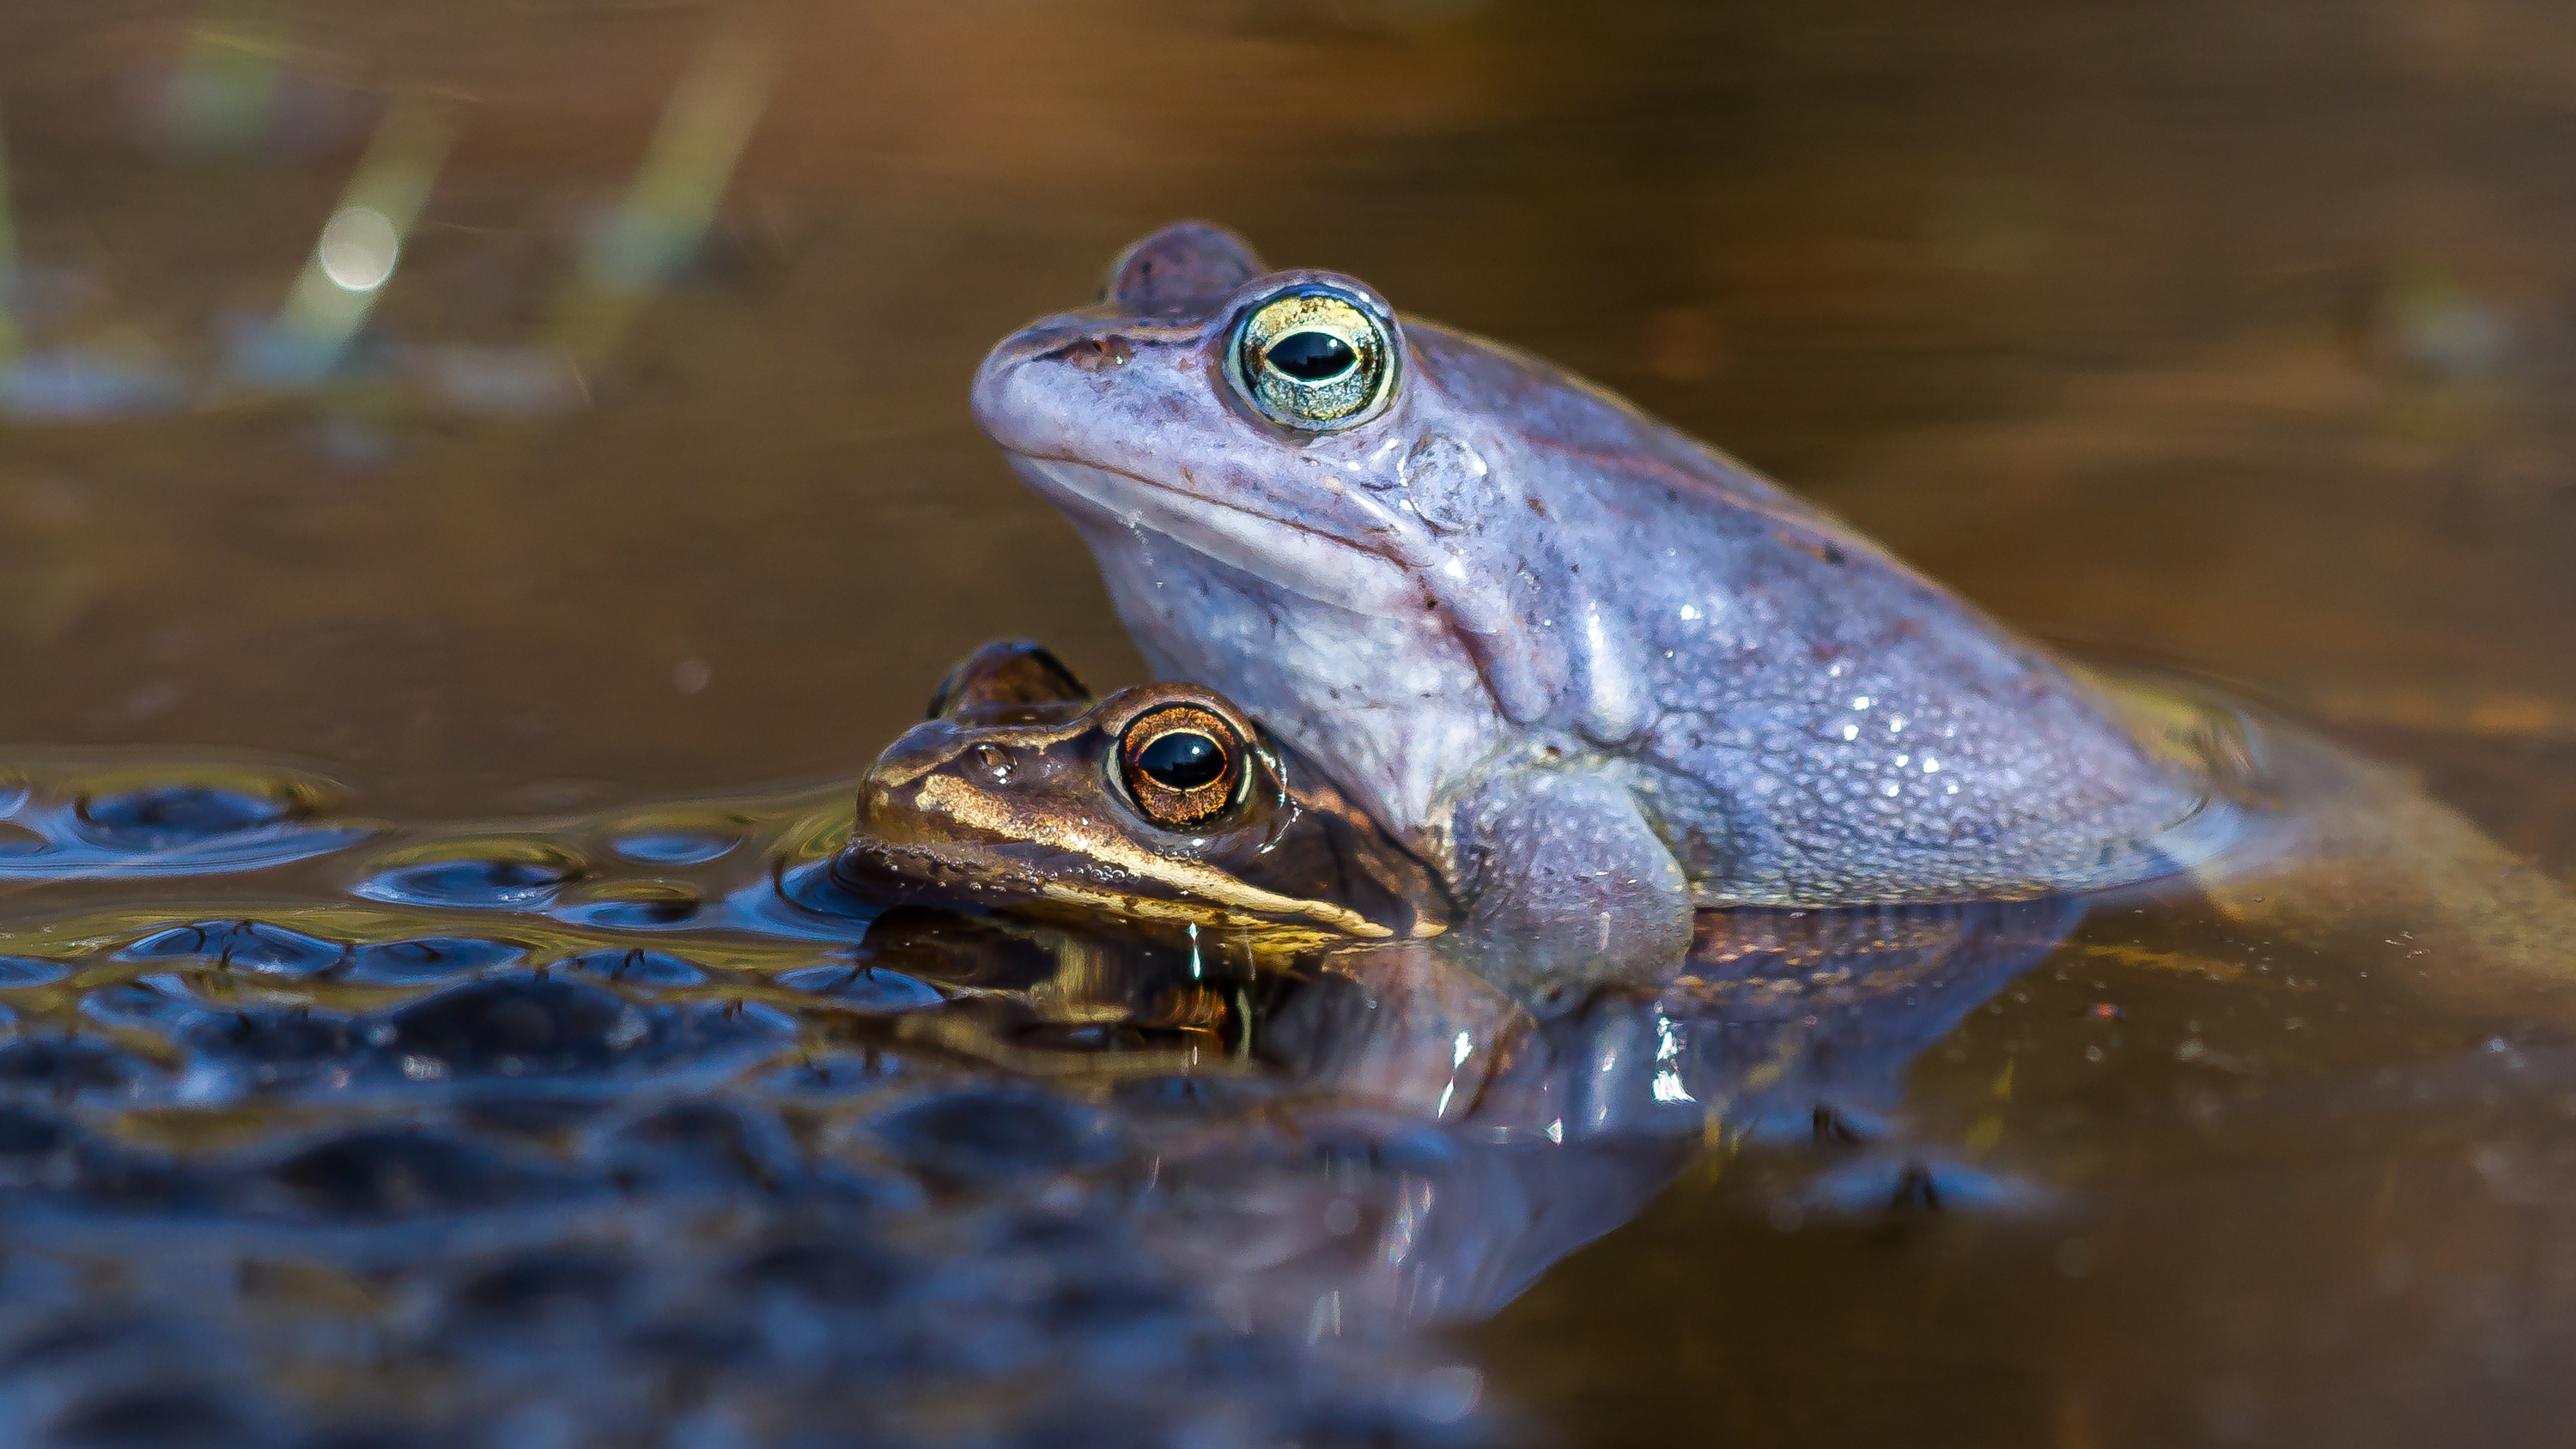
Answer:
[839,641,1448,953]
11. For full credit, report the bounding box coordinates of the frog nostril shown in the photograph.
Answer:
[1042,335,1134,373]
[970,744,1015,783]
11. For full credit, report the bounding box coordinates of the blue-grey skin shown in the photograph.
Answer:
[971,221,2209,996]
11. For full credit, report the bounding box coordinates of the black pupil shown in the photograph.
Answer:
[1265,330,1357,382]
[1135,731,1227,791]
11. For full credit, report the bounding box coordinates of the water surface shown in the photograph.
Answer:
[0,0,2573,1444]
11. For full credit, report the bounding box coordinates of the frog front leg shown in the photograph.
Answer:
[1444,760,1697,1012]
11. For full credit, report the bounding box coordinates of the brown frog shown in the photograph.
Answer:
[835,640,1448,955]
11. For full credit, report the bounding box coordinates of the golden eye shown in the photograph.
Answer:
[1232,288,1394,430]
[1117,704,1245,829]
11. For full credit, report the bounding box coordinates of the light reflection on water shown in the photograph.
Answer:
[0,0,2568,1443]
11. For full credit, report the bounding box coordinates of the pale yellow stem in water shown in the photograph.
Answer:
[270,98,456,356]
[542,15,781,361]
[0,101,20,362]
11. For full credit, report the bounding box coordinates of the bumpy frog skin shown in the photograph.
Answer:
[971,221,2221,990]
[838,640,1446,952]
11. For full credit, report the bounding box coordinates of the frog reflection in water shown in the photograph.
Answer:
[838,640,2081,1329]
[970,222,2240,999]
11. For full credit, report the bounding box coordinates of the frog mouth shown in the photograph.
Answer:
[1008,451,1549,731]
[837,828,1396,947]
[1006,456,1432,622]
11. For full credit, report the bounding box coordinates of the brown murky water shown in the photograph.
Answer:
[3,0,2575,1445]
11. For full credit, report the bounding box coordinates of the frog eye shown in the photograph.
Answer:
[1116,704,1246,830]
[1232,288,1395,431]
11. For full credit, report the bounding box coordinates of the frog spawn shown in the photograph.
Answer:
[0,759,1510,1448]
[0,752,2082,1446]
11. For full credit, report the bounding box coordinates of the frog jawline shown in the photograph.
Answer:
[837,833,1414,950]
[1008,455,1429,623]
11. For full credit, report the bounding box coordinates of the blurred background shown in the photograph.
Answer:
[2,0,2568,840]
[5,3,2576,1445]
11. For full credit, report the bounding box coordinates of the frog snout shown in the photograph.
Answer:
[859,727,1073,850]
[856,731,970,843]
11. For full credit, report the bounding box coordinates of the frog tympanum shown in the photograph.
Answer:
[970,222,2237,995]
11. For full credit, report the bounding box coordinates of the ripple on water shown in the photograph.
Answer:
[0,770,370,880]
[341,937,525,984]
[607,831,736,865]
[771,857,878,919]
[117,920,348,977]
[775,962,944,1012]
[76,785,292,850]
[556,948,706,986]
[353,842,583,909]
[552,885,702,930]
